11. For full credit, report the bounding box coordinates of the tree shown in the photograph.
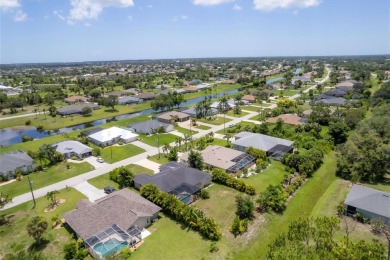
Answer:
[45,190,59,209]
[235,195,255,220]
[81,106,92,116]
[257,185,287,212]
[370,219,390,260]
[48,105,56,122]
[218,94,229,133]
[103,95,118,111]
[63,240,88,260]
[110,167,134,188]
[230,216,248,237]
[26,216,48,245]
[167,147,178,161]
[39,144,57,165]
[328,121,349,145]
[44,93,55,106]
[187,150,204,170]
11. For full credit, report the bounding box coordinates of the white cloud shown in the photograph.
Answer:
[253,0,321,11]
[53,10,66,21]
[0,0,20,10]
[292,10,298,15]
[13,9,26,21]
[193,0,234,6]
[181,15,188,20]
[127,15,132,20]
[232,4,242,11]
[147,4,152,8]
[67,0,134,23]
[173,15,188,22]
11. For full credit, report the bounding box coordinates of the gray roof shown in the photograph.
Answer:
[345,185,390,219]
[233,132,294,152]
[57,103,99,115]
[118,96,141,104]
[63,188,161,239]
[180,107,219,117]
[53,140,92,155]
[0,150,34,173]
[133,162,211,193]
[321,97,346,105]
[130,120,172,134]
[323,89,346,97]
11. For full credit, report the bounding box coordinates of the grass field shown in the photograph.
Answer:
[216,121,256,135]
[147,154,170,164]
[195,124,211,130]
[174,126,198,135]
[0,188,86,259]
[0,162,92,197]
[88,164,153,190]
[225,111,249,118]
[139,133,178,147]
[198,116,232,125]
[241,106,262,112]
[99,143,145,164]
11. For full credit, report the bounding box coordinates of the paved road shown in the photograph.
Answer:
[3,70,331,210]
[0,111,44,121]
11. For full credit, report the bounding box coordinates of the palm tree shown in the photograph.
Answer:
[42,108,47,119]
[203,101,212,120]
[36,150,45,168]
[183,134,191,151]
[224,133,232,146]
[195,102,203,118]
[218,94,229,134]
[45,190,59,208]
[40,144,56,165]
[162,143,171,155]
[175,137,183,149]
[26,216,48,245]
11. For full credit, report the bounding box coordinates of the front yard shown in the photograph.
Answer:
[99,143,145,164]
[198,116,232,126]
[139,133,178,147]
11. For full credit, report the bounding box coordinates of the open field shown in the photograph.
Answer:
[195,124,211,130]
[139,133,178,147]
[99,143,145,164]
[174,126,198,135]
[0,188,86,259]
[0,162,91,197]
[198,116,232,126]
[225,111,249,118]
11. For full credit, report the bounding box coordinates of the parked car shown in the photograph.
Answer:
[97,157,104,163]
[104,186,116,194]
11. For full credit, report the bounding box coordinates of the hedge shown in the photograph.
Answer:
[211,168,256,195]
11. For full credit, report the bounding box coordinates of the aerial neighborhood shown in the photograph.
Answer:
[0,56,389,260]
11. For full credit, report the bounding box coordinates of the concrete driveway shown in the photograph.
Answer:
[73,181,106,202]
[84,156,109,168]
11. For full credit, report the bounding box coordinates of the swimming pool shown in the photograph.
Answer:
[177,193,191,204]
[93,238,128,257]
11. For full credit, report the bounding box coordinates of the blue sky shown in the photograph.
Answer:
[1,0,389,64]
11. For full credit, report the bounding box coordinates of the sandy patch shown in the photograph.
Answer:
[44,199,66,213]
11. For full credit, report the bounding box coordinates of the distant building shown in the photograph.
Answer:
[57,104,99,116]
[63,95,89,104]
[118,96,142,105]
[241,95,256,103]
[266,114,306,126]
[129,120,174,135]
[0,150,35,179]
[136,93,156,100]
[155,111,190,124]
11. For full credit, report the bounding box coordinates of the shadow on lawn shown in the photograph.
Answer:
[28,238,50,252]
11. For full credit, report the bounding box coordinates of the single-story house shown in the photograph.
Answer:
[63,189,161,258]
[123,88,139,95]
[232,132,294,156]
[155,111,190,124]
[0,150,35,179]
[180,145,256,173]
[266,114,306,126]
[321,97,346,106]
[155,84,172,89]
[189,79,203,85]
[118,96,142,105]
[323,89,347,97]
[88,127,139,147]
[64,95,89,104]
[53,140,93,159]
[136,93,156,100]
[196,84,211,90]
[129,120,174,135]
[180,107,219,117]
[291,76,311,84]
[241,95,256,103]
[57,104,100,116]
[133,161,211,204]
[184,86,199,93]
[81,127,104,137]
[344,185,390,224]
[104,91,127,97]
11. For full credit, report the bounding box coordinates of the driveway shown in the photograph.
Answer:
[73,181,107,202]
[84,156,109,168]
[132,140,156,151]
[133,158,161,173]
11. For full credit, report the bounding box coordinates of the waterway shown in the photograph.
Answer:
[0,68,301,147]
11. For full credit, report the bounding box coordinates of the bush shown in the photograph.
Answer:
[71,156,78,161]
[118,141,124,145]
[25,120,31,125]
[211,168,256,195]
[210,242,219,253]
[118,247,132,259]
[21,135,33,142]
[92,147,101,156]
[200,189,210,199]
[230,216,248,237]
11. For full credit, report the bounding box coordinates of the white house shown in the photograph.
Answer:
[88,127,139,147]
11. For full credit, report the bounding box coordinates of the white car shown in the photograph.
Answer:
[97,157,104,163]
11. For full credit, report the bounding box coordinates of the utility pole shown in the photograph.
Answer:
[27,176,36,208]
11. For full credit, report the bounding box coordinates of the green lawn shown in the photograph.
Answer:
[0,188,86,259]
[0,162,92,197]
[88,164,153,190]
[210,138,229,147]
[147,154,170,164]
[99,144,145,164]
[242,161,287,194]
[274,90,298,97]
[139,133,178,147]
[241,106,262,112]
[174,126,197,135]
[198,116,232,125]
[361,181,390,193]
[225,110,249,118]
[195,124,211,130]
[216,121,256,135]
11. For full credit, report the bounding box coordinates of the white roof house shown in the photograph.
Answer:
[88,127,139,146]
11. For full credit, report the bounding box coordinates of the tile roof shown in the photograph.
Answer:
[63,189,161,239]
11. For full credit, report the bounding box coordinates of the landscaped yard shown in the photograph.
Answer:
[139,133,178,147]
[216,121,256,135]
[88,164,153,190]
[0,162,92,197]
[174,126,198,135]
[241,106,262,112]
[99,143,145,164]
[195,124,211,130]
[198,116,232,125]
[225,110,249,118]
[0,188,86,259]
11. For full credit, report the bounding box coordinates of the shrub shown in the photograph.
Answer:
[71,156,78,161]
[118,141,124,145]
[21,135,33,142]
[118,247,132,259]
[200,189,210,199]
[210,242,219,253]
[257,185,287,213]
[92,147,101,156]
[230,216,248,237]
[211,168,256,195]
[25,120,31,125]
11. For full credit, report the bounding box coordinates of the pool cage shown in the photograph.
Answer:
[170,183,199,204]
[85,224,142,259]
[227,153,256,173]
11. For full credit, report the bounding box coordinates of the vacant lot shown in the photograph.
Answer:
[198,116,232,126]
[99,143,145,164]
[139,133,178,147]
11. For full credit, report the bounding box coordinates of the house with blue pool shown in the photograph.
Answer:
[63,189,161,259]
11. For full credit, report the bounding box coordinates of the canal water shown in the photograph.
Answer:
[0,68,301,147]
